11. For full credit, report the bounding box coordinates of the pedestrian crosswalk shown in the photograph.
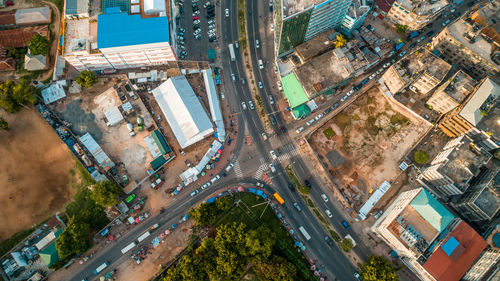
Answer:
[277,143,299,162]
[254,163,269,179]
[233,161,243,178]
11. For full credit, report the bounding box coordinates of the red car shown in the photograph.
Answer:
[6,1,14,6]
[192,15,199,20]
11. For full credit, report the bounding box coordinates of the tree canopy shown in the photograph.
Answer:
[91,180,121,207]
[341,238,354,252]
[254,256,297,281]
[395,24,408,33]
[189,202,220,226]
[0,80,37,113]
[414,150,429,165]
[334,34,347,48]
[0,116,8,131]
[360,256,399,281]
[76,70,98,88]
[28,34,49,55]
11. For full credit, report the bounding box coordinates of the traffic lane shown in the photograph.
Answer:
[272,172,358,280]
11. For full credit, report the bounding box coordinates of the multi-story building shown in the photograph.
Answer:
[463,230,500,281]
[430,1,500,80]
[340,0,371,36]
[420,135,491,197]
[385,0,448,31]
[63,8,176,71]
[372,187,488,281]
[276,0,352,57]
[426,70,476,115]
[381,49,451,95]
[438,78,500,140]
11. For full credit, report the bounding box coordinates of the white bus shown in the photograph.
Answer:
[228,43,236,61]
[298,226,311,241]
[121,242,137,254]
[137,231,151,243]
[93,262,108,275]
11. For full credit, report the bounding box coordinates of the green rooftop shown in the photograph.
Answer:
[40,241,59,267]
[410,189,454,233]
[281,72,309,109]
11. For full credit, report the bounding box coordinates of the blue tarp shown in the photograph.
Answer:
[249,188,256,194]
[100,228,109,236]
[172,224,177,229]
[256,190,263,196]
[262,193,267,199]
[207,197,216,203]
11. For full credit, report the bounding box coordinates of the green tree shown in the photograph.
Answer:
[246,226,276,262]
[91,180,121,207]
[189,203,219,226]
[414,150,429,165]
[254,256,297,281]
[341,238,354,252]
[28,34,50,55]
[178,255,207,280]
[494,150,500,161]
[0,80,37,113]
[55,216,91,259]
[395,24,408,33]
[0,116,8,131]
[215,196,232,211]
[76,70,97,88]
[361,256,399,281]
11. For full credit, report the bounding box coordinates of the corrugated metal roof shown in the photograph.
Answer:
[42,83,66,104]
[97,11,169,49]
[0,25,48,48]
[79,132,115,170]
[358,181,391,220]
[15,6,51,25]
[410,189,454,233]
[152,76,214,149]
[104,106,124,126]
[203,69,225,142]
[66,0,89,15]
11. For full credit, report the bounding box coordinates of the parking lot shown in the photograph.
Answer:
[175,0,218,61]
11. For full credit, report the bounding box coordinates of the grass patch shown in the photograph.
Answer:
[333,112,351,132]
[366,115,380,136]
[323,127,335,139]
[390,112,409,127]
[215,193,317,281]
[285,165,309,195]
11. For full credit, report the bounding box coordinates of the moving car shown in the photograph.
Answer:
[321,194,329,202]
[269,163,276,173]
[288,182,295,191]
[255,39,260,48]
[293,202,302,212]
[325,209,333,218]
[241,101,247,110]
[342,220,350,230]
[258,81,263,88]
[248,100,255,110]
[225,8,229,17]
[304,179,311,188]
[269,95,275,104]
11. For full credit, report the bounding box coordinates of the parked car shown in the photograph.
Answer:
[399,51,407,57]
[269,164,276,173]
[383,62,391,68]
[277,81,282,91]
[201,182,211,190]
[190,189,200,196]
[193,19,200,24]
[210,175,220,183]
[296,126,304,133]
[192,15,199,20]
[315,114,323,120]
[225,163,234,171]
[306,119,315,126]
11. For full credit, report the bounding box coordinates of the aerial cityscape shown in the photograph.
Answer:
[0,0,498,279]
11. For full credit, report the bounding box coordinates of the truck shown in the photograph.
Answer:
[121,242,137,254]
[137,231,151,242]
[395,42,405,50]
[408,31,420,39]
[93,262,108,275]
[228,43,236,61]
[298,226,311,241]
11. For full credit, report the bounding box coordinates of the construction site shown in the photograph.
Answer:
[307,86,431,210]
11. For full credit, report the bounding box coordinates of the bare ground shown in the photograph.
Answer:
[309,86,431,206]
[0,108,75,240]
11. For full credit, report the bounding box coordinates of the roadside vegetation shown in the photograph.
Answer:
[76,70,98,88]
[360,256,399,281]
[160,193,318,281]
[0,80,38,113]
[285,165,309,195]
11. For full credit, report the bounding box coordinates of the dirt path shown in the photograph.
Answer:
[38,0,62,82]
[0,108,76,240]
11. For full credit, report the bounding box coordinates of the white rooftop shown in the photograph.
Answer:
[152,76,214,149]
[459,78,500,125]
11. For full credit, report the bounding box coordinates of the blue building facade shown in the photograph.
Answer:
[304,0,352,41]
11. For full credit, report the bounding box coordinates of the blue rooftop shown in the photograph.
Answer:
[410,189,455,233]
[442,236,460,256]
[97,10,169,49]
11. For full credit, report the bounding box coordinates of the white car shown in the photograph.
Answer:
[201,182,211,190]
[269,163,276,173]
[347,89,354,96]
[269,95,275,104]
[315,114,323,121]
[258,81,263,88]
[325,209,333,218]
[225,8,229,17]
[377,69,384,75]
[296,126,304,133]
[277,81,282,91]
[256,182,264,187]
[383,62,391,68]
[270,150,277,160]
[270,24,274,31]
[306,119,315,126]
[208,19,215,25]
[190,189,200,196]
[321,193,329,202]
[255,39,260,48]
[193,19,200,24]
[231,73,236,81]
[241,101,247,110]
[341,95,348,102]
[248,100,255,110]
[225,163,234,172]
[210,174,221,183]
[369,73,376,79]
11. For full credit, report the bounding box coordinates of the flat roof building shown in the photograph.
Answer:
[426,71,476,115]
[152,76,214,149]
[65,0,89,18]
[372,187,487,281]
[385,0,448,31]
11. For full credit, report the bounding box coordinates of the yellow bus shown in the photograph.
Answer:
[273,193,284,204]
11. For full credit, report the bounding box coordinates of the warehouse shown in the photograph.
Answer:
[152,76,214,149]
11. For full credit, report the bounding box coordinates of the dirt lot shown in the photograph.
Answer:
[0,108,75,240]
[309,86,431,207]
[114,221,193,281]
